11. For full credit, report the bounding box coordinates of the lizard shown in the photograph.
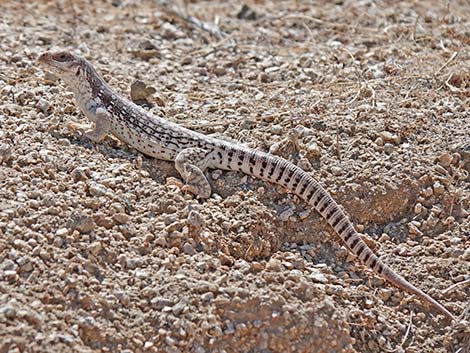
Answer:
[37,50,456,322]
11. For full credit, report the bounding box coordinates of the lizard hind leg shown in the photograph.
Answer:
[175,148,213,199]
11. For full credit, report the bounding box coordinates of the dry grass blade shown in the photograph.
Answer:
[435,51,459,76]
[383,312,414,353]
[161,5,227,40]
[442,279,470,294]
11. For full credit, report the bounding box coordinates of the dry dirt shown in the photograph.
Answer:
[1,0,470,352]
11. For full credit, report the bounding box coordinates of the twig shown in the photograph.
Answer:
[341,47,356,62]
[162,6,227,41]
[301,21,314,43]
[347,84,362,105]
[383,312,413,352]
[411,15,420,41]
[435,51,458,76]
[442,279,470,294]
[445,72,461,93]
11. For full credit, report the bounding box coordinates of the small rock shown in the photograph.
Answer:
[182,242,196,255]
[56,228,69,236]
[414,203,423,214]
[377,288,392,301]
[67,212,96,233]
[422,187,433,198]
[237,4,257,20]
[266,258,282,272]
[187,210,204,228]
[462,248,470,261]
[0,304,16,319]
[384,143,394,153]
[165,336,177,346]
[0,143,12,163]
[309,271,327,284]
[172,302,186,316]
[151,297,172,309]
[112,213,129,225]
[130,80,156,107]
[380,131,401,144]
[306,142,321,157]
[181,56,192,65]
[201,292,214,302]
[433,181,445,195]
[213,66,226,76]
[161,22,185,40]
[279,207,294,222]
[88,182,108,197]
[71,168,88,182]
[0,259,17,272]
[36,98,51,113]
[438,152,452,167]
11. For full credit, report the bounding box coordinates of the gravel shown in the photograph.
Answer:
[0,1,469,353]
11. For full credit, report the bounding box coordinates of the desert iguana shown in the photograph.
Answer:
[37,51,455,322]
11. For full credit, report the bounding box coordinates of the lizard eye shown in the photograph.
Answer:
[75,67,81,76]
[55,53,72,62]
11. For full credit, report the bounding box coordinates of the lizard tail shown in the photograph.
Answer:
[308,177,456,322]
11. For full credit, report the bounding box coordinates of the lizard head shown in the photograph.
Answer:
[38,51,95,90]
[38,51,83,76]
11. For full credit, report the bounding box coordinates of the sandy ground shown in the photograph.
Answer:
[0,0,469,352]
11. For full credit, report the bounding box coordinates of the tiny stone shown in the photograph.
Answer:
[182,242,196,255]
[279,207,294,222]
[380,131,401,144]
[201,292,214,302]
[266,258,282,272]
[56,228,69,236]
[172,302,186,316]
[374,137,384,146]
[377,288,392,301]
[422,187,433,197]
[113,213,129,224]
[414,203,423,214]
[433,182,444,195]
[37,98,51,113]
[462,249,470,261]
[438,152,452,167]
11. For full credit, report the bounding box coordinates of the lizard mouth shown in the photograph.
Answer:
[37,52,66,73]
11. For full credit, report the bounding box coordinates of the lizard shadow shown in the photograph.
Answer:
[56,130,339,266]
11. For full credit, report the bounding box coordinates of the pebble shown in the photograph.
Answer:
[279,207,294,222]
[0,304,16,319]
[67,212,96,233]
[36,98,51,113]
[88,182,108,197]
[462,248,470,261]
[112,213,129,224]
[266,258,282,272]
[182,242,196,255]
[422,187,433,197]
[172,302,186,316]
[438,152,452,167]
[414,203,423,214]
[160,22,185,40]
[433,181,444,195]
[0,143,12,163]
[201,292,214,302]
[380,131,401,144]
[377,288,392,301]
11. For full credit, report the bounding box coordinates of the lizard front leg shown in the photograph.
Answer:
[66,108,111,142]
[174,148,213,199]
[82,108,111,143]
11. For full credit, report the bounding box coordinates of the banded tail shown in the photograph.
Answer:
[229,146,455,321]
